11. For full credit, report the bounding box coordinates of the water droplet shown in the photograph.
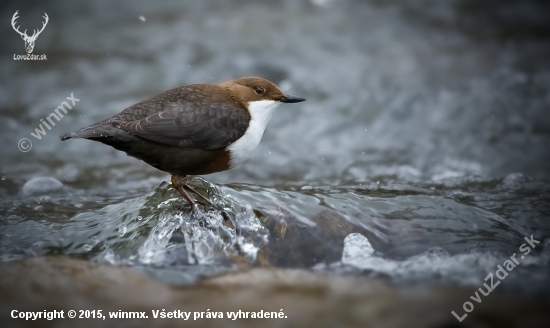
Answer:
[1,176,6,181]
[137,215,143,221]
[118,225,127,237]
[82,244,93,251]
[138,15,146,22]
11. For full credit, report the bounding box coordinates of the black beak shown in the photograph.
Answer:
[280,95,306,103]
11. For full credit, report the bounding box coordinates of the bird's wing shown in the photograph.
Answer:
[109,101,250,150]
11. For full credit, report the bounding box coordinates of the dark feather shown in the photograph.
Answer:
[110,99,250,150]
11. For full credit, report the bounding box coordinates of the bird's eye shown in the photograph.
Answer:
[254,87,265,95]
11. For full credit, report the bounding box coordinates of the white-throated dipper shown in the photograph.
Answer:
[60,77,305,208]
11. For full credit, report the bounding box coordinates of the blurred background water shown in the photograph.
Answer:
[0,0,549,297]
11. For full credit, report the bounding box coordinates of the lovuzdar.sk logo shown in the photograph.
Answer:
[11,10,48,61]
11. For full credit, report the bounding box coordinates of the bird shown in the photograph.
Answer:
[60,76,305,209]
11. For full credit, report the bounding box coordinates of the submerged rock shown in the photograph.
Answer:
[257,208,365,268]
[1,256,549,327]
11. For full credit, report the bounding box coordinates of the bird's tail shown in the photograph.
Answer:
[60,120,116,141]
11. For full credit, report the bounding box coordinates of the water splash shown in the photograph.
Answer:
[1,178,268,271]
[137,177,268,265]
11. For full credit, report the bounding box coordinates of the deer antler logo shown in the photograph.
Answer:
[11,11,49,54]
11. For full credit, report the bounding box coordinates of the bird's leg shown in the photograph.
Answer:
[182,184,213,206]
[171,175,215,210]
[171,175,234,235]
[171,175,197,210]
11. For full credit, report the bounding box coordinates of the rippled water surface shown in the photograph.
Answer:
[1,0,549,297]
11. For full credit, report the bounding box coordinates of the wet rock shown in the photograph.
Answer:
[257,209,358,268]
[1,256,549,328]
[20,177,63,197]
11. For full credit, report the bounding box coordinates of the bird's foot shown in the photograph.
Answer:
[182,184,213,206]
[171,175,216,212]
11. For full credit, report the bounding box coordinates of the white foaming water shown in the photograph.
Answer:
[333,233,550,291]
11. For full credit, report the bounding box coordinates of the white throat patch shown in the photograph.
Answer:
[227,100,280,167]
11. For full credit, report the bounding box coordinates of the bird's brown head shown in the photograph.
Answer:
[220,76,305,107]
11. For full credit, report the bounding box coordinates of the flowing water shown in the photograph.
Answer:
[1,0,550,298]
